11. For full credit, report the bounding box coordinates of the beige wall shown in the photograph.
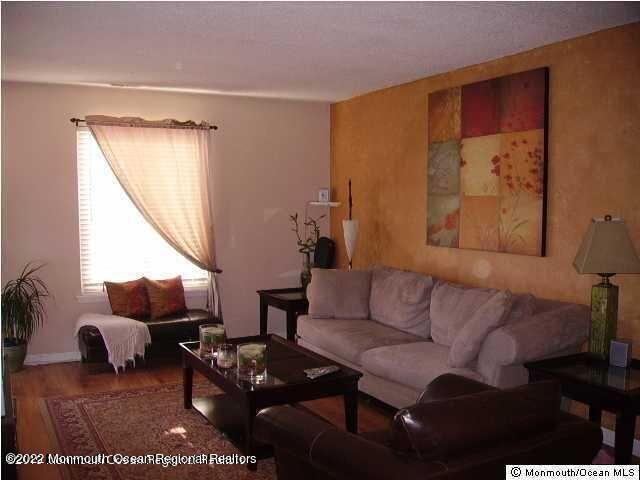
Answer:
[331,24,640,347]
[1,81,330,358]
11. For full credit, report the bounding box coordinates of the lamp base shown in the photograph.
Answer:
[588,279,618,360]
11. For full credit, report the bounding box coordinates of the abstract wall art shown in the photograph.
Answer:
[427,68,548,256]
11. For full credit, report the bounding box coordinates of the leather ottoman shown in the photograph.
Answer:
[78,309,218,363]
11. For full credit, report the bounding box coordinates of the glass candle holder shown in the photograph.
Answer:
[199,324,226,358]
[216,343,236,369]
[237,342,267,380]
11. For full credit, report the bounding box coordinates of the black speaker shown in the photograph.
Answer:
[314,237,335,268]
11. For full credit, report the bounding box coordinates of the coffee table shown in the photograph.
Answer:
[180,334,362,470]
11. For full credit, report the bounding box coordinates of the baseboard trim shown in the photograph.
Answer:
[601,427,640,458]
[24,351,81,365]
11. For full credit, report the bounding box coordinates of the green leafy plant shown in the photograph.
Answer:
[2,263,50,346]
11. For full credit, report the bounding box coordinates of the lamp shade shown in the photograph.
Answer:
[573,216,640,274]
[342,219,359,263]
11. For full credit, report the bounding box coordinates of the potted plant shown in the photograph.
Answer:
[290,213,325,291]
[2,263,50,372]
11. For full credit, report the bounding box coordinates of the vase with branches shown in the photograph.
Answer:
[2,262,50,372]
[290,213,325,291]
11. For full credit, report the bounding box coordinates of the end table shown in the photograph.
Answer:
[525,352,640,464]
[257,288,308,341]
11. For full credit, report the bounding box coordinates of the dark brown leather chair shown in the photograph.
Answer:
[254,374,603,480]
[78,309,217,362]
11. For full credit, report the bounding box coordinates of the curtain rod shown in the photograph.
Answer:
[70,118,218,130]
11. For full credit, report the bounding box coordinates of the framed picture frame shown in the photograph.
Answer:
[426,67,549,256]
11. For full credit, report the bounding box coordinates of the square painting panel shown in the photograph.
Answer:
[498,195,543,255]
[461,79,500,138]
[428,87,461,143]
[427,194,459,248]
[459,195,500,251]
[427,67,548,256]
[498,129,545,200]
[498,68,547,133]
[460,134,501,196]
[428,140,461,195]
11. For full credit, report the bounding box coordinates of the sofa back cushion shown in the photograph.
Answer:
[448,290,513,367]
[509,293,536,324]
[429,282,498,346]
[307,269,372,320]
[390,379,561,460]
[369,266,434,337]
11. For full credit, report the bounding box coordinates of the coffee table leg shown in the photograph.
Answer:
[244,406,258,471]
[614,409,635,464]
[183,364,193,409]
[344,389,358,434]
[260,298,268,336]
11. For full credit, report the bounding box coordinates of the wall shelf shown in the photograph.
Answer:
[307,201,341,207]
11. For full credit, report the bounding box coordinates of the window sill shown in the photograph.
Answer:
[76,286,208,304]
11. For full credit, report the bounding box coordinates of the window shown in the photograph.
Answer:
[76,128,207,293]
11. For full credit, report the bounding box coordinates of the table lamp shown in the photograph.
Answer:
[573,215,640,359]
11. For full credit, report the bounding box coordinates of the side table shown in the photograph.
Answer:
[257,288,309,341]
[525,352,640,464]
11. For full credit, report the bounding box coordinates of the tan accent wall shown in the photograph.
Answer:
[2,82,329,357]
[331,22,640,437]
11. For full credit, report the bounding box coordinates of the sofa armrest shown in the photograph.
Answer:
[478,304,590,367]
[254,406,442,480]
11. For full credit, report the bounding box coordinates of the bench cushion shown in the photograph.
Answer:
[78,309,212,362]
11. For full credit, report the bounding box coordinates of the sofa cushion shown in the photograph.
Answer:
[104,278,150,319]
[307,269,372,320]
[369,266,434,337]
[448,290,513,368]
[297,315,422,365]
[429,282,498,346]
[143,276,187,319]
[360,342,483,391]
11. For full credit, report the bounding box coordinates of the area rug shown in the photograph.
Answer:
[41,383,276,480]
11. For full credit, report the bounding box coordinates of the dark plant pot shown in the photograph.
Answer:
[3,340,28,373]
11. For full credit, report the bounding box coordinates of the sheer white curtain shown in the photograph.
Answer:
[85,115,221,318]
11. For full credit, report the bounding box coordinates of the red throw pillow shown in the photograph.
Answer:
[143,276,187,319]
[104,278,151,319]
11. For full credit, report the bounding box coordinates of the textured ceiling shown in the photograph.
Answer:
[2,2,639,101]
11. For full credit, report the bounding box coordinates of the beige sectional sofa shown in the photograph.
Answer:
[297,266,590,408]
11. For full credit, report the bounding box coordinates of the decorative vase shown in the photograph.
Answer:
[237,342,267,381]
[342,219,359,270]
[3,340,27,373]
[300,252,312,292]
[199,324,226,358]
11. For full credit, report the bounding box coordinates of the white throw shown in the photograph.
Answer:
[76,313,151,374]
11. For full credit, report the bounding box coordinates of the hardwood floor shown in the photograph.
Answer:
[10,359,393,480]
